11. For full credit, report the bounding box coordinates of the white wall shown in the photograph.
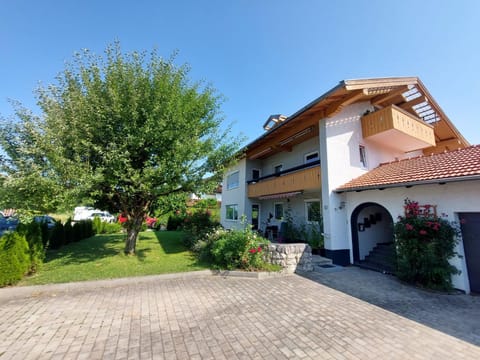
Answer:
[345,180,480,293]
[221,158,247,230]
[320,102,422,252]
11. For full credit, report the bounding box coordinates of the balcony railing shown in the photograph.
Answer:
[361,105,435,152]
[247,160,320,184]
[247,162,321,198]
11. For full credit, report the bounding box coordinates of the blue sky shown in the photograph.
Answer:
[1,0,480,145]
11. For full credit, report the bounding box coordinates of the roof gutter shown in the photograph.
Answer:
[335,174,480,193]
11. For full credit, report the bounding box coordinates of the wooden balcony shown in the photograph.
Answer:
[361,105,435,152]
[248,165,321,198]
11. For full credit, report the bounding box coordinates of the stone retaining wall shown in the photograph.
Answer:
[264,243,314,273]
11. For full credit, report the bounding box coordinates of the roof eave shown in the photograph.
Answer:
[335,174,480,193]
[242,80,347,151]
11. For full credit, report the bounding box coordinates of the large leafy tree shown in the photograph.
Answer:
[0,43,239,254]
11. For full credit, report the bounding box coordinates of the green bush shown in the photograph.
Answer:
[0,232,30,286]
[17,222,45,273]
[394,199,460,291]
[39,221,50,248]
[183,210,220,249]
[167,214,185,230]
[64,218,73,244]
[94,220,122,234]
[49,221,65,249]
[208,226,270,271]
[73,220,94,240]
[92,216,103,234]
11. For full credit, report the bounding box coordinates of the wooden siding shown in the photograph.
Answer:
[247,166,321,198]
[361,105,436,151]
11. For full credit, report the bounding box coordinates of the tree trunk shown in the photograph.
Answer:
[124,215,144,255]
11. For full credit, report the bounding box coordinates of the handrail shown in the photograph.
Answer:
[247,160,320,184]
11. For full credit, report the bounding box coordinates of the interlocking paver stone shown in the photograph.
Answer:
[0,270,479,359]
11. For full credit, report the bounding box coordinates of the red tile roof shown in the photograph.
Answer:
[336,145,480,192]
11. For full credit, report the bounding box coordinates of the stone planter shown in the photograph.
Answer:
[264,243,314,273]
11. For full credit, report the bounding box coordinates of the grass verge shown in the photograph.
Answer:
[19,231,208,286]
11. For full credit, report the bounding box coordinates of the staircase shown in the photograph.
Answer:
[357,242,397,274]
[312,254,333,271]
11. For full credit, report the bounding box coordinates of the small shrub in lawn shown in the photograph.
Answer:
[92,216,104,234]
[49,222,65,249]
[99,222,123,234]
[17,221,45,273]
[0,231,30,286]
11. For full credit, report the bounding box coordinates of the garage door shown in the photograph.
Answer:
[459,213,480,293]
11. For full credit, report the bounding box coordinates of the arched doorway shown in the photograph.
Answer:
[351,202,395,273]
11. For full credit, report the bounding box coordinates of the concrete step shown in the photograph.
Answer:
[358,242,397,274]
[311,255,333,266]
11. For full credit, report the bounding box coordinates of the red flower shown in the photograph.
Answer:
[419,230,427,235]
[249,248,257,254]
[405,223,414,231]
[257,246,262,253]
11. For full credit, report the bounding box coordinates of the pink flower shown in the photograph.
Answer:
[405,223,414,231]
[419,230,427,235]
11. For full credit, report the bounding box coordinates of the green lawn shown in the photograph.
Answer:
[20,231,208,286]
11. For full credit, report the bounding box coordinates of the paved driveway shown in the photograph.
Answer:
[0,268,479,359]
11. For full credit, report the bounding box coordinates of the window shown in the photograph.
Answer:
[359,145,367,168]
[274,203,284,220]
[305,151,319,164]
[274,164,283,175]
[305,200,321,223]
[252,169,260,181]
[226,204,238,221]
[226,171,239,190]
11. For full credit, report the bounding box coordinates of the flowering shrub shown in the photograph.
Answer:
[193,223,270,271]
[394,199,460,291]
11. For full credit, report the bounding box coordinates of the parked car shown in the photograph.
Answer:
[87,211,115,223]
[33,215,57,229]
[0,215,19,236]
[118,213,128,224]
[73,206,95,222]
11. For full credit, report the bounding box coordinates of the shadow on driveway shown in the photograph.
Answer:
[298,266,480,347]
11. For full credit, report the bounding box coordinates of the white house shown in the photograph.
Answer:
[221,77,480,293]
